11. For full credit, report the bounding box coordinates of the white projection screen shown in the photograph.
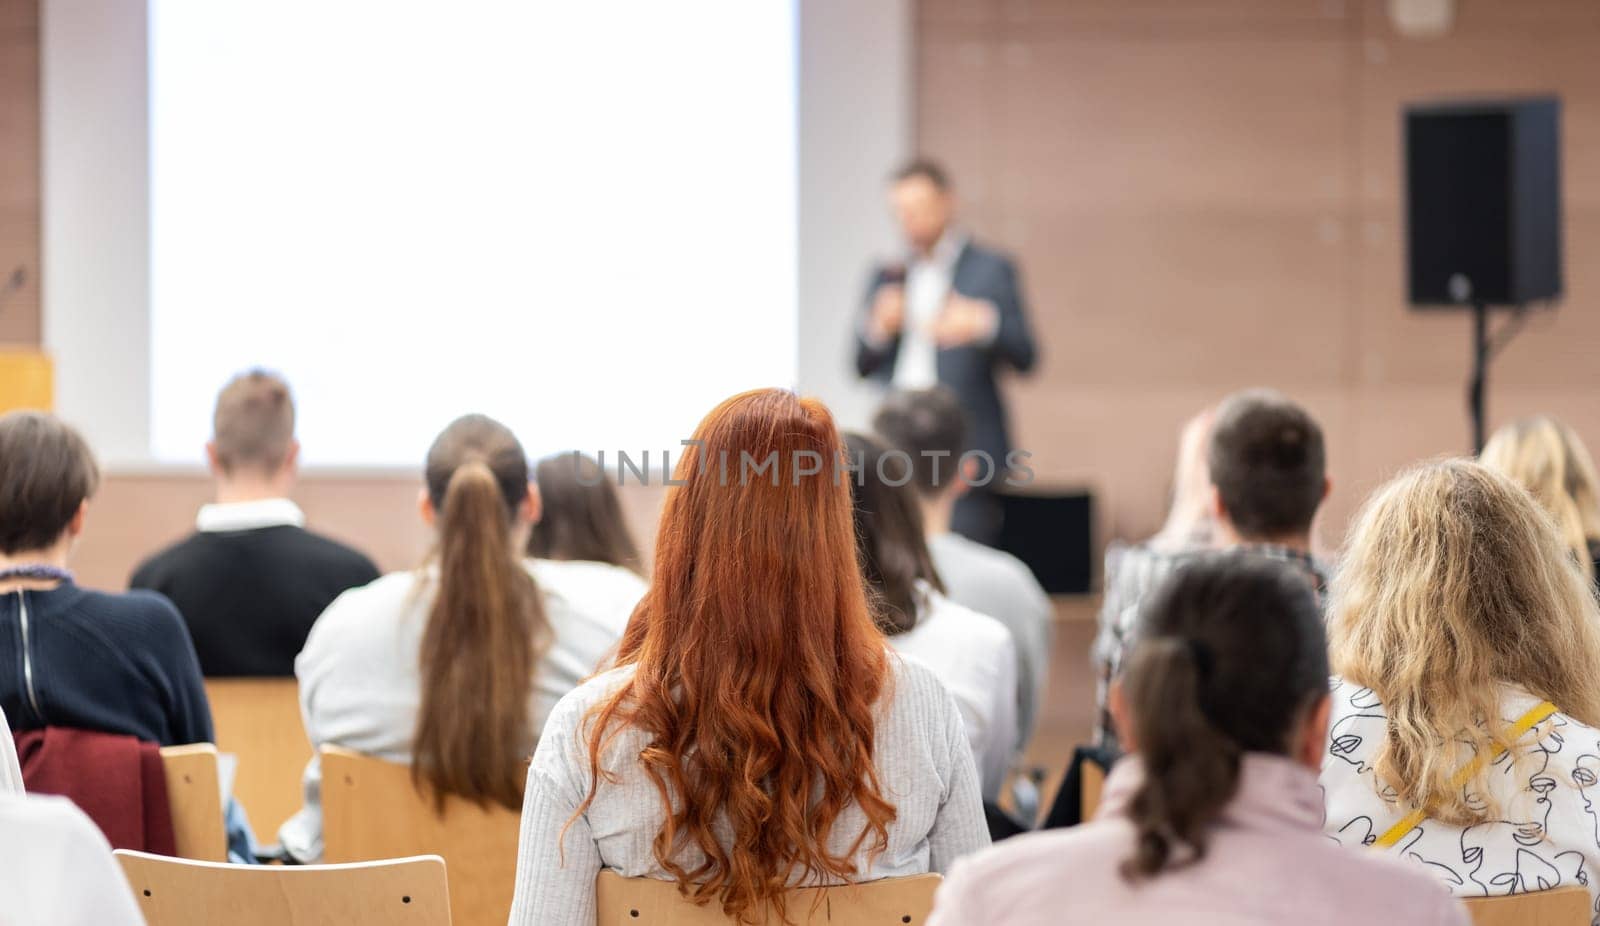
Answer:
[149,1,797,466]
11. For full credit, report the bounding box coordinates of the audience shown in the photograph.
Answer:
[508,390,987,923]
[872,387,1052,751]
[845,431,1018,799]
[1480,415,1600,581]
[0,707,145,925]
[279,414,625,862]
[523,451,649,629]
[930,555,1469,925]
[1321,460,1600,906]
[1093,389,1328,748]
[130,369,380,677]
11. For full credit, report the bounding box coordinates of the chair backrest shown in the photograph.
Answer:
[159,743,228,861]
[594,872,942,925]
[320,746,520,926]
[1463,886,1591,926]
[116,849,451,926]
[204,678,312,836]
[1079,761,1106,822]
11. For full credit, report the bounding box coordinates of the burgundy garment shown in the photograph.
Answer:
[13,726,176,856]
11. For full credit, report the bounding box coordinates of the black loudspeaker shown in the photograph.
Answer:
[1405,97,1561,306]
[997,490,1093,595]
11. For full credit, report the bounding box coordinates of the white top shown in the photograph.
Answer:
[928,531,1052,749]
[195,497,306,532]
[1321,677,1600,915]
[894,231,965,389]
[279,559,633,861]
[891,585,1018,800]
[0,794,147,925]
[508,656,990,924]
[1,704,23,795]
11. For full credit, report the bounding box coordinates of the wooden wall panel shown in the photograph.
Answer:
[0,0,39,345]
[917,0,1600,550]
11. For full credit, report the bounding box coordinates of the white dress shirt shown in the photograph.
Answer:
[0,794,147,925]
[195,497,307,532]
[890,583,1018,800]
[893,232,966,390]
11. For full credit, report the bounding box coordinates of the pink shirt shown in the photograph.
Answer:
[928,754,1469,926]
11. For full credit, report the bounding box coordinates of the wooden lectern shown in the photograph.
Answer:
[0,349,53,413]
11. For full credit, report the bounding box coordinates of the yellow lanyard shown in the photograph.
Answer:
[1372,700,1558,849]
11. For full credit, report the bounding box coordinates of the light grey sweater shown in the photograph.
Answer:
[508,655,991,923]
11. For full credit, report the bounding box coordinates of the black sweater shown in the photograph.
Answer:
[131,526,380,677]
[0,583,213,746]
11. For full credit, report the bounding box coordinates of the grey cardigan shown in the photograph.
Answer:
[509,655,990,923]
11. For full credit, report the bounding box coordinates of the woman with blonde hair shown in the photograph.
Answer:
[1481,415,1600,581]
[1321,460,1600,909]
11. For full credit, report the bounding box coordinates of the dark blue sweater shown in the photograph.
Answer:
[0,582,214,746]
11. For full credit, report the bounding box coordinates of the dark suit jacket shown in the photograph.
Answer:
[854,239,1038,465]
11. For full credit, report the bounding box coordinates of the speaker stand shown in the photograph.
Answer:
[1466,302,1532,455]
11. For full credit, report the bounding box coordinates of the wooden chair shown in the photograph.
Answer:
[159,743,228,861]
[1463,886,1591,926]
[1079,761,1106,822]
[204,678,313,837]
[320,746,520,926]
[595,871,942,925]
[116,849,450,926]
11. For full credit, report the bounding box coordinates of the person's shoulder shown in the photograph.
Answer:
[541,665,638,742]
[961,239,1018,271]
[1298,833,1467,919]
[288,527,380,576]
[935,534,1045,591]
[921,590,1011,649]
[70,586,186,639]
[128,533,210,586]
[938,822,1123,911]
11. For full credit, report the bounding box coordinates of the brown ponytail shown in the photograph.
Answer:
[413,415,550,812]
[1118,553,1328,881]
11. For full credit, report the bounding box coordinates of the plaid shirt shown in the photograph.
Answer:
[1092,542,1329,751]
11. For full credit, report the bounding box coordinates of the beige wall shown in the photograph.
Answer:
[916,0,1600,551]
[0,0,38,344]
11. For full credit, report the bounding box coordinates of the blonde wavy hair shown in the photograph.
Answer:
[1480,416,1600,580]
[1329,460,1600,825]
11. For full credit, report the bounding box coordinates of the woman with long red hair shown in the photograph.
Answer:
[509,389,988,922]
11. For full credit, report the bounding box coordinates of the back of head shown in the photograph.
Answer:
[582,389,893,921]
[1207,389,1325,542]
[526,452,643,575]
[0,412,100,555]
[1329,460,1600,824]
[212,369,296,478]
[414,414,549,811]
[845,431,943,634]
[1480,416,1600,579]
[1120,554,1327,879]
[871,387,969,500]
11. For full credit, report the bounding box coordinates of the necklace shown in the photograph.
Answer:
[0,564,74,584]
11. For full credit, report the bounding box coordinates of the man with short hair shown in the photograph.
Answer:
[1091,388,1331,749]
[131,370,379,676]
[873,387,1053,752]
[856,159,1038,546]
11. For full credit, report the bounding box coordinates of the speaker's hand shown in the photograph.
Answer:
[866,284,906,343]
[934,294,999,348]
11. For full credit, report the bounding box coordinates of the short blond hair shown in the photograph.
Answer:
[1330,460,1600,825]
[212,369,295,475]
[1480,416,1600,579]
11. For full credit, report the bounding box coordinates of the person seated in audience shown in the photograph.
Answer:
[279,414,625,862]
[928,555,1470,926]
[1093,389,1329,749]
[524,451,648,626]
[1322,461,1600,910]
[846,430,1018,800]
[872,387,1051,752]
[507,389,988,923]
[0,705,145,925]
[0,411,213,749]
[1480,415,1600,583]
[130,369,380,677]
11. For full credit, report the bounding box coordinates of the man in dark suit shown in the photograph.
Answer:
[855,159,1038,545]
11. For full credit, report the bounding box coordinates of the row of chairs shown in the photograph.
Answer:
[189,681,1589,925]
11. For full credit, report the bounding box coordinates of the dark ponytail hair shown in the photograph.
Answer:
[525,452,644,575]
[1119,553,1327,880]
[844,431,944,634]
[414,414,551,812]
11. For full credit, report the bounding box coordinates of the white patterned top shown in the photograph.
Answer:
[1321,676,1600,924]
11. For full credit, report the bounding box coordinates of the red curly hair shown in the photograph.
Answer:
[573,388,895,921]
